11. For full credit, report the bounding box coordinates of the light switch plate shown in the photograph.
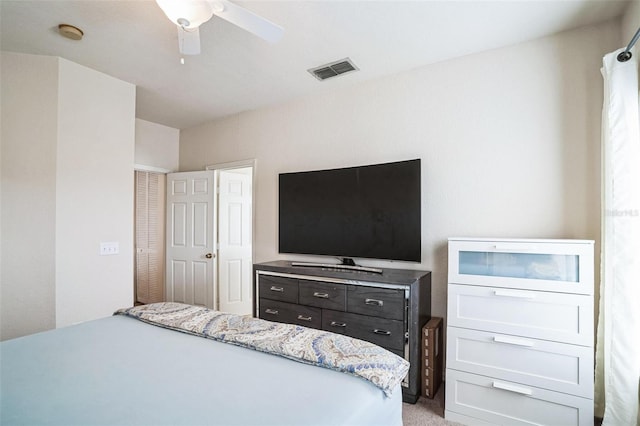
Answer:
[100,241,119,256]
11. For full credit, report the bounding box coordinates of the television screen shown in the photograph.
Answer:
[278,159,421,262]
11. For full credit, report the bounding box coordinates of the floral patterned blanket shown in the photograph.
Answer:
[115,302,409,396]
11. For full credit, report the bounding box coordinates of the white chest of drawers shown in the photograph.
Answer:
[445,238,594,426]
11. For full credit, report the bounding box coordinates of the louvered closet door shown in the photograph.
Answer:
[135,171,166,304]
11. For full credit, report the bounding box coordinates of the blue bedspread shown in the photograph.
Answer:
[1,313,404,425]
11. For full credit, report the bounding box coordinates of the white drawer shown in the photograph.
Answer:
[447,327,593,397]
[447,284,593,346]
[445,369,593,426]
[449,239,594,295]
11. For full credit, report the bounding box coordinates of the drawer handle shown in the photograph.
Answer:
[297,315,312,322]
[493,290,536,299]
[373,329,391,336]
[492,381,533,396]
[330,321,347,328]
[313,292,329,299]
[365,298,384,307]
[269,286,284,292]
[493,335,534,347]
[264,309,279,315]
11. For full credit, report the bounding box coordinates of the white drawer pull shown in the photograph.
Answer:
[297,315,312,322]
[494,290,536,299]
[269,286,284,292]
[330,321,346,328]
[265,309,278,315]
[313,292,329,298]
[493,335,534,347]
[365,298,384,307]
[492,381,533,396]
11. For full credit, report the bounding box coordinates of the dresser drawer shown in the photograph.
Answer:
[447,327,593,397]
[447,284,593,345]
[347,286,404,320]
[445,369,593,426]
[258,275,298,303]
[259,299,321,328]
[322,310,404,351]
[448,239,594,295]
[299,280,346,311]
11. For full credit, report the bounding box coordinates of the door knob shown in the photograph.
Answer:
[205,253,214,259]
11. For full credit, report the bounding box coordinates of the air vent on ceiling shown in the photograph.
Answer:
[308,58,359,81]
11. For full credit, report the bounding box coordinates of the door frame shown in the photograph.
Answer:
[206,159,257,309]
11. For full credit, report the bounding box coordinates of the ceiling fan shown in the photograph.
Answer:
[155,0,284,56]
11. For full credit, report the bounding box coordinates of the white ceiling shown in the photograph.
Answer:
[0,0,630,129]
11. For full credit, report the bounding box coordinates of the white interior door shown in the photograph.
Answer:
[218,169,252,315]
[166,171,216,309]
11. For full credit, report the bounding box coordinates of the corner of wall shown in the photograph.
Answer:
[55,58,136,328]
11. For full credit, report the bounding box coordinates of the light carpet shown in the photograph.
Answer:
[402,385,462,426]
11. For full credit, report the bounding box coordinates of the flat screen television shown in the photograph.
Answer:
[278,159,421,263]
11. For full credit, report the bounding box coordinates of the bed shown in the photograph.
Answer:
[1,303,408,426]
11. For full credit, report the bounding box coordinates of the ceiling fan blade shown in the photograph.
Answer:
[208,0,284,43]
[177,26,201,55]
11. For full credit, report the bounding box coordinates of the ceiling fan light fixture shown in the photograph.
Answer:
[155,0,284,58]
[155,0,214,29]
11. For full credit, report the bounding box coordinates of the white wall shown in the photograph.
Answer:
[0,53,136,338]
[55,58,136,328]
[180,21,620,320]
[1,53,59,340]
[135,118,180,172]
[622,0,640,64]
[623,0,640,42]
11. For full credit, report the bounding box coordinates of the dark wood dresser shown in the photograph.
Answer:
[253,260,431,403]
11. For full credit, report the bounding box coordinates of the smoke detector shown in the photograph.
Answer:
[58,24,84,41]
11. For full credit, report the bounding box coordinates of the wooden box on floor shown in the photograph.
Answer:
[421,317,443,398]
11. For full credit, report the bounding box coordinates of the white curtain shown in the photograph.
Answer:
[595,48,640,426]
